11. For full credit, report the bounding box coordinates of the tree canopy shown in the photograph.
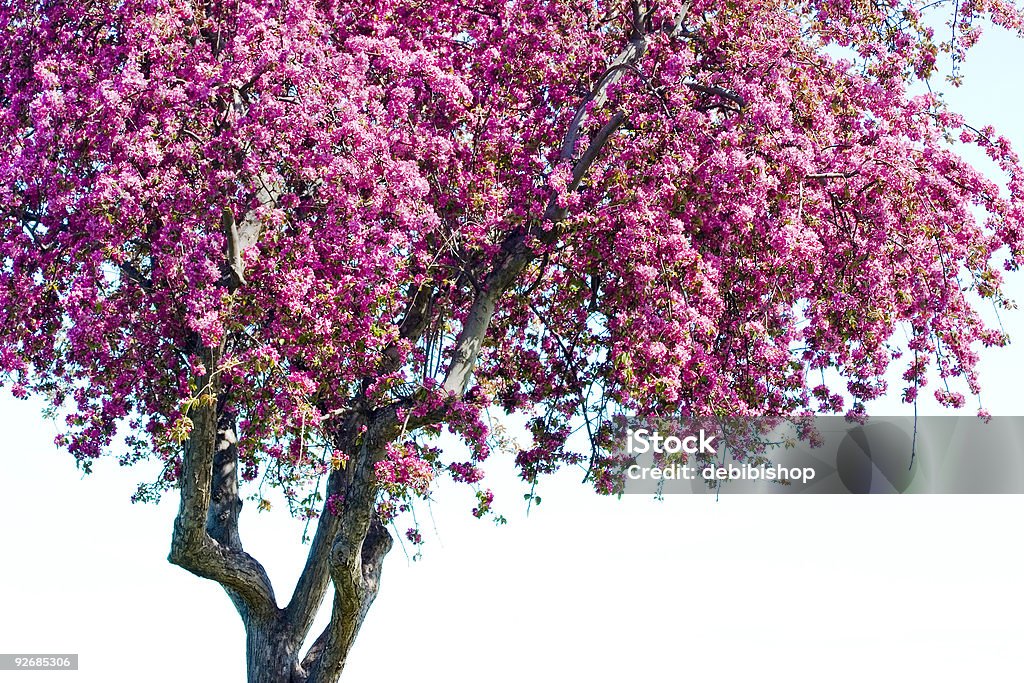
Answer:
[2,1,1023,680]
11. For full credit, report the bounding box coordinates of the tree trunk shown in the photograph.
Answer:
[246,623,300,683]
[164,2,671,677]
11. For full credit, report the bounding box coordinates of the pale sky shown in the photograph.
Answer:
[2,21,1024,683]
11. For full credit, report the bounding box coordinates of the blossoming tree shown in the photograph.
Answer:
[2,0,1023,680]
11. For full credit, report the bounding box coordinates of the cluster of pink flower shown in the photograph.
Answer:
[374,443,434,497]
[2,0,1023,511]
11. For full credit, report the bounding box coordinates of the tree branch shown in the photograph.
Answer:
[285,390,453,682]
[206,406,243,550]
[381,283,434,370]
[665,1,698,39]
[167,167,285,627]
[263,4,693,673]
[684,81,746,109]
[282,439,352,649]
[806,171,859,179]
[560,2,650,161]
[283,280,436,650]
[442,86,633,396]
[168,346,280,623]
[413,4,696,399]
[117,261,153,293]
[300,513,391,683]
[222,172,283,291]
[299,426,392,682]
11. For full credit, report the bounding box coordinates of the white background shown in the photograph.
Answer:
[2,23,1024,683]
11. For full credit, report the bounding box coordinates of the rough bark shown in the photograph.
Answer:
[169,346,279,624]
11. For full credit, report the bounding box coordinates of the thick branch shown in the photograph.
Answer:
[560,2,650,161]
[381,283,434,371]
[282,447,352,648]
[169,168,284,626]
[684,81,746,109]
[284,291,436,649]
[443,92,633,396]
[285,396,417,666]
[301,514,392,683]
[297,424,393,682]
[222,172,283,291]
[666,1,697,39]
[282,280,439,654]
[279,5,692,675]
[117,261,153,292]
[440,2,688,397]
[441,108,626,397]
[168,348,279,623]
[206,408,243,550]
